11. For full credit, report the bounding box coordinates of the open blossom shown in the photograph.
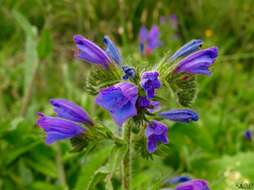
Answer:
[36,99,92,144]
[175,179,210,190]
[145,120,168,153]
[158,109,199,123]
[170,39,203,61]
[139,25,161,55]
[174,47,218,76]
[96,82,138,126]
[73,35,112,68]
[50,98,93,125]
[140,71,161,99]
[37,113,85,144]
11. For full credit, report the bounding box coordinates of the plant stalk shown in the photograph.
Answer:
[122,123,132,190]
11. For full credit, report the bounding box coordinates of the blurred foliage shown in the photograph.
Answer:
[1,0,254,189]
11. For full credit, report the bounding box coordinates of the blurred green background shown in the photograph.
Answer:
[1,0,254,189]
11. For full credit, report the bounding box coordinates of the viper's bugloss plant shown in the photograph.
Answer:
[36,34,218,189]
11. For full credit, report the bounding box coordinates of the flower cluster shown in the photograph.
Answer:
[37,34,218,155]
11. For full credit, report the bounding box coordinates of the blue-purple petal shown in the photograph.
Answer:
[147,25,161,50]
[73,35,112,68]
[158,109,199,123]
[175,47,218,75]
[145,120,168,153]
[140,71,161,99]
[103,36,122,65]
[36,113,85,144]
[170,39,203,61]
[50,98,93,125]
[139,25,148,44]
[175,179,210,190]
[95,82,138,127]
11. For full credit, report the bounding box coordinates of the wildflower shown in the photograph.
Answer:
[103,35,122,65]
[140,71,161,99]
[136,96,160,113]
[50,98,93,126]
[36,113,85,144]
[139,25,161,55]
[96,82,138,126]
[145,120,168,153]
[170,39,203,61]
[73,35,111,68]
[175,179,210,190]
[174,47,218,76]
[166,176,192,184]
[244,130,252,141]
[36,99,92,144]
[158,109,199,123]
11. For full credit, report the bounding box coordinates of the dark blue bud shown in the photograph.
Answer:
[103,36,122,65]
[122,66,136,80]
[165,176,192,185]
[170,39,203,61]
[244,130,252,141]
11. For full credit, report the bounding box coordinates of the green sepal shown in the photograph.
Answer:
[166,73,197,107]
[85,64,121,95]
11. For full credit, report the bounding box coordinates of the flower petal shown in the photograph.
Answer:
[103,36,122,65]
[96,82,138,126]
[36,113,85,144]
[170,39,203,61]
[158,109,199,123]
[50,98,93,125]
[73,35,111,68]
[175,47,218,75]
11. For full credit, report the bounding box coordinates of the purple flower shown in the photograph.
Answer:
[244,130,252,141]
[170,39,203,61]
[175,179,210,190]
[138,25,161,55]
[96,82,138,126]
[73,35,112,68]
[103,35,122,65]
[145,120,168,153]
[37,113,85,144]
[140,71,161,99]
[174,47,218,76]
[137,96,160,113]
[158,109,199,123]
[50,98,93,126]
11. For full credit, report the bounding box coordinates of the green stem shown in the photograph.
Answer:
[122,123,132,190]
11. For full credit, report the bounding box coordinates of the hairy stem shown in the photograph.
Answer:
[122,123,132,190]
[55,144,69,190]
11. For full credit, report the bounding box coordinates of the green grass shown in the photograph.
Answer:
[1,0,254,189]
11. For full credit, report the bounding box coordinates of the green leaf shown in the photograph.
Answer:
[74,145,114,190]
[37,28,53,59]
